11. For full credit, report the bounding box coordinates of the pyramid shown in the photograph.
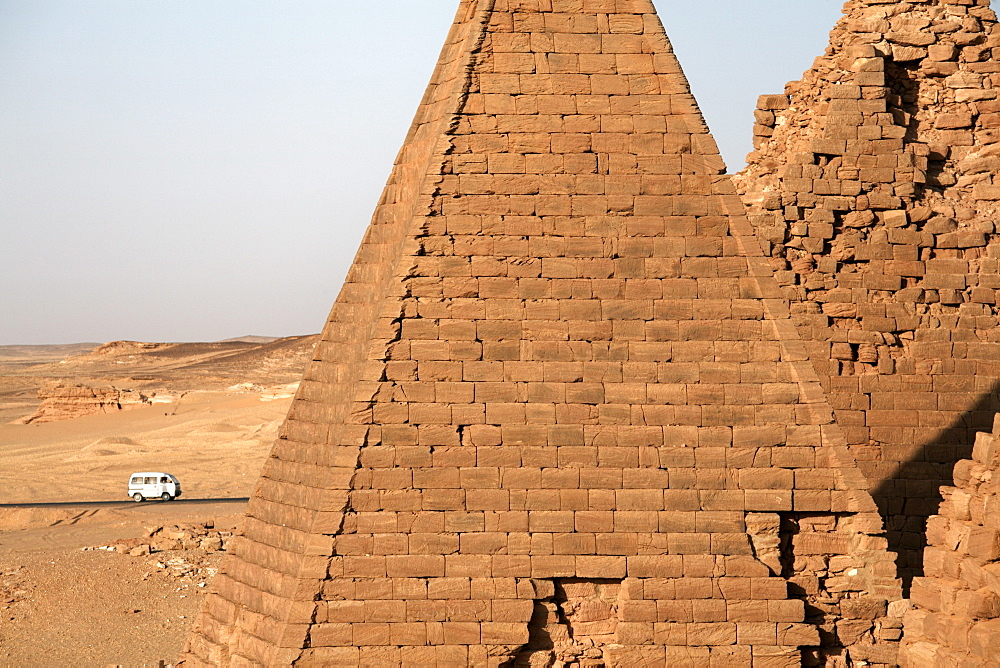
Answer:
[736,0,1000,584]
[183,1,901,665]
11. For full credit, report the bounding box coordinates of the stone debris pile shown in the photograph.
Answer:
[142,522,231,554]
[97,521,232,555]
[87,522,230,587]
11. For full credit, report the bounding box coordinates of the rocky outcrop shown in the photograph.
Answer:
[900,415,1000,666]
[13,384,152,424]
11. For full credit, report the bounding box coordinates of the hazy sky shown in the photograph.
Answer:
[0,1,843,345]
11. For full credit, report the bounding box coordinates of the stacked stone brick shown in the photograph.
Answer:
[182,0,903,666]
[899,415,1000,665]
[736,0,1000,583]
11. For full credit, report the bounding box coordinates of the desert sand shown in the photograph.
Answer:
[0,336,314,666]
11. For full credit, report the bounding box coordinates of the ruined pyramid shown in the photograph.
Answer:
[737,0,1000,586]
[183,1,901,665]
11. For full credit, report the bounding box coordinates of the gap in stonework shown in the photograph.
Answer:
[510,578,624,668]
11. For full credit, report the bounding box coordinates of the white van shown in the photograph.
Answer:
[128,472,181,502]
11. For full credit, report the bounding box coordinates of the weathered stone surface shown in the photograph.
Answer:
[181,1,900,666]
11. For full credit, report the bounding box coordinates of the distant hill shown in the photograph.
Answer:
[0,335,319,424]
[0,343,101,363]
[216,335,281,344]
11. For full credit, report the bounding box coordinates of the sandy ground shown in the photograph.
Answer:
[0,339,310,666]
[0,503,245,667]
[0,392,288,504]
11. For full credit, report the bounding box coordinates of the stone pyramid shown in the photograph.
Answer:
[736,0,1000,585]
[183,1,900,665]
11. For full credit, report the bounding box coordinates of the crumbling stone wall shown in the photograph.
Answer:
[899,415,1000,666]
[736,0,1000,585]
[182,1,903,666]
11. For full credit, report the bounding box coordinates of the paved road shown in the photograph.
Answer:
[0,497,250,509]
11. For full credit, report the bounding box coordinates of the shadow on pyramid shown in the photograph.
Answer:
[182,1,902,666]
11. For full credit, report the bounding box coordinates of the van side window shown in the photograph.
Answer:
[131,477,141,485]
[160,477,169,483]
[144,477,155,484]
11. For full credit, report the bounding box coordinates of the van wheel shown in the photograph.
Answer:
[161,492,172,501]
[133,493,143,502]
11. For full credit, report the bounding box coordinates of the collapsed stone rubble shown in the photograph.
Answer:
[91,522,231,587]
